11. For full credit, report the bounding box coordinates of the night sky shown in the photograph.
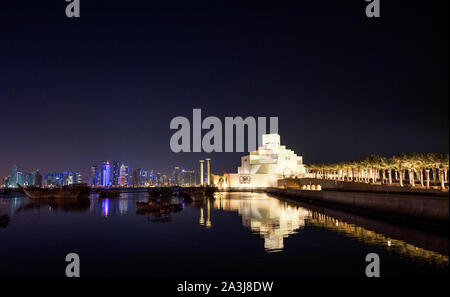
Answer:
[0,0,448,179]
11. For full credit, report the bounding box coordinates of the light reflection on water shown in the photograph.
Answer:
[210,192,448,265]
[213,192,310,252]
[0,191,448,276]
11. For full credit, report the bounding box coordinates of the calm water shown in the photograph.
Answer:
[0,192,448,277]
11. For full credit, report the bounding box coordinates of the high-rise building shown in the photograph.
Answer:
[101,161,111,186]
[2,176,11,188]
[33,170,42,187]
[119,164,129,186]
[112,161,120,186]
[90,165,99,186]
[16,172,23,186]
[46,172,80,187]
[156,172,161,186]
[62,172,71,186]
[9,165,18,187]
[171,167,180,185]
[132,169,140,186]
[77,173,83,184]
[149,170,156,186]
[23,173,33,186]
[180,169,196,186]
[45,173,63,187]
[72,172,82,184]
[139,169,148,186]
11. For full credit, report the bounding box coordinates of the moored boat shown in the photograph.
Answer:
[19,184,90,199]
[181,187,206,201]
[148,187,173,198]
[0,188,11,195]
[98,189,121,198]
[136,200,183,215]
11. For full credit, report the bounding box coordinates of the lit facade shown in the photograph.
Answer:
[112,161,120,186]
[102,161,111,186]
[224,134,306,188]
[119,164,129,186]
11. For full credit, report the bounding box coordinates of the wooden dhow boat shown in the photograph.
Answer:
[148,187,173,198]
[18,184,91,199]
[98,188,121,198]
[181,187,207,202]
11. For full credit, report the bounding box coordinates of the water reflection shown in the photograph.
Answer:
[14,198,90,213]
[213,192,310,252]
[307,211,448,266]
[197,199,212,228]
[90,195,132,217]
[1,192,448,268]
[0,215,9,228]
[211,192,449,265]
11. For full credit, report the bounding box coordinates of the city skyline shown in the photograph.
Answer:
[1,162,200,188]
[0,1,448,180]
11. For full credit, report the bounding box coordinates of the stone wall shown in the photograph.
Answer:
[267,187,449,222]
[278,178,448,196]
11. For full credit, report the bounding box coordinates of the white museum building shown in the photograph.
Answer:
[221,134,306,188]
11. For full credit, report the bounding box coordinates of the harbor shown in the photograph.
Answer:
[0,191,447,277]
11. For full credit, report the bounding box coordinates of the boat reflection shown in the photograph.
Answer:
[211,192,449,265]
[135,196,184,223]
[14,198,90,213]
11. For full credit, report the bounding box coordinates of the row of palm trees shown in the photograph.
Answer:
[305,153,449,190]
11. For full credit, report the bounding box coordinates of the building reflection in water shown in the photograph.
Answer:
[90,195,130,217]
[212,192,310,252]
[307,212,448,266]
[0,197,23,215]
[210,192,449,265]
[102,199,109,217]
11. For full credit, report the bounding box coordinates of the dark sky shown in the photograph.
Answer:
[0,0,448,179]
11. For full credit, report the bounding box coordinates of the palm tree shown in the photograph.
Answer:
[392,154,405,187]
[384,156,396,185]
[306,152,448,190]
[437,153,449,190]
[422,153,436,189]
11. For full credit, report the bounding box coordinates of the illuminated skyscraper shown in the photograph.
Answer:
[119,164,129,186]
[23,173,33,186]
[156,172,161,186]
[161,175,168,186]
[132,169,140,186]
[16,172,23,186]
[139,170,148,186]
[2,177,10,188]
[180,169,196,186]
[171,167,180,185]
[102,161,111,186]
[73,172,82,184]
[90,165,99,186]
[112,161,120,186]
[149,170,156,186]
[45,173,63,187]
[9,165,18,187]
[32,170,42,187]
